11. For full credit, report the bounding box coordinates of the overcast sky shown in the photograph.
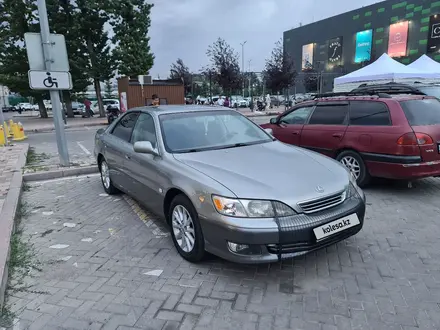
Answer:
[148,0,381,78]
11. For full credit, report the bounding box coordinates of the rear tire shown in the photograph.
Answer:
[336,150,371,187]
[168,194,205,263]
[99,158,119,195]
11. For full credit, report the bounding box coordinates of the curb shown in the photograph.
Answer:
[0,143,29,309]
[23,165,98,182]
[28,122,107,134]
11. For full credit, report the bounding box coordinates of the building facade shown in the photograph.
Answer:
[284,0,440,93]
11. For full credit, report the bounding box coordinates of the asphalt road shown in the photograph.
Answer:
[23,115,275,167]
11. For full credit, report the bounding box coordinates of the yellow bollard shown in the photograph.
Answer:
[12,122,27,141]
[3,122,12,138]
[8,119,14,128]
[0,126,6,146]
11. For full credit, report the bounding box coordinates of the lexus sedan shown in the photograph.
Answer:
[94,106,366,263]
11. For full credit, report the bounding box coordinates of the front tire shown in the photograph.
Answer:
[99,159,119,194]
[168,194,205,263]
[336,150,371,187]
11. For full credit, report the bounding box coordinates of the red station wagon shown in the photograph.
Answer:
[261,92,440,186]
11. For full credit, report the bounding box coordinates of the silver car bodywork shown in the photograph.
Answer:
[94,106,366,263]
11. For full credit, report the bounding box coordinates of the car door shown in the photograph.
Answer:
[124,112,164,214]
[300,102,349,157]
[103,112,139,191]
[271,105,315,145]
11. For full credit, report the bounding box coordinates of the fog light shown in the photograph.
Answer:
[228,242,249,252]
[227,242,262,255]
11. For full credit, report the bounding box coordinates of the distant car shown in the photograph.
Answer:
[71,102,85,115]
[262,89,440,186]
[94,105,366,264]
[84,99,120,116]
[17,103,33,111]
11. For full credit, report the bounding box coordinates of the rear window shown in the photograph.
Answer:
[400,98,440,126]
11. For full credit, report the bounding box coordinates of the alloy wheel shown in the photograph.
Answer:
[100,161,111,189]
[172,205,196,253]
[340,156,361,179]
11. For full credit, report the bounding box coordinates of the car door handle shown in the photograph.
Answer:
[125,154,131,160]
[332,133,342,138]
[291,131,299,135]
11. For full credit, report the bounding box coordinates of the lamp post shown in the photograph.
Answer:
[240,41,247,97]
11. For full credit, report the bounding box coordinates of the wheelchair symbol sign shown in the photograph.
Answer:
[43,72,58,88]
[28,70,72,90]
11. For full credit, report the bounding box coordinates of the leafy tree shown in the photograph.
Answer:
[302,68,318,93]
[104,80,113,98]
[169,58,192,95]
[0,0,49,117]
[76,0,115,117]
[204,38,242,95]
[111,0,154,77]
[47,0,90,117]
[263,39,296,95]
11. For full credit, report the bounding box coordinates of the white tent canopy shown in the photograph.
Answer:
[334,53,440,86]
[407,54,440,73]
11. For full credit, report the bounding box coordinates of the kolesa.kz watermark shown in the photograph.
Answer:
[321,218,351,235]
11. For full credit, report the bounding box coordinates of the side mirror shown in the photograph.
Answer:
[269,117,278,124]
[264,128,273,135]
[96,128,105,135]
[133,141,159,156]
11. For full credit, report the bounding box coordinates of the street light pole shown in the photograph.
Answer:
[240,41,247,98]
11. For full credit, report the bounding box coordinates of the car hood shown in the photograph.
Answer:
[173,141,349,205]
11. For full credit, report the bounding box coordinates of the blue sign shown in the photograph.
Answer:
[354,29,373,63]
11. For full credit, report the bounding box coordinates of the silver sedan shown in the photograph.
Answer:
[94,106,366,264]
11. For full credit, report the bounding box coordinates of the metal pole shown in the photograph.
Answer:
[37,0,69,166]
[240,41,246,98]
[0,86,8,145]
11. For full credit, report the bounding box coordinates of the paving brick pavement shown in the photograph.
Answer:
[2,175,440,329]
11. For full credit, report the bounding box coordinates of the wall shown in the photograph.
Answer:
[117,77,185,109]
[284,0,440,92]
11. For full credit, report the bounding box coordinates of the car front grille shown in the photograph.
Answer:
[297,191,346,214]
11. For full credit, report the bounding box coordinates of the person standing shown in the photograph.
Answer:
[152,94,160,106]
[84,98,93,117]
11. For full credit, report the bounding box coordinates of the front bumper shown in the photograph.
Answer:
[201,194,366,264]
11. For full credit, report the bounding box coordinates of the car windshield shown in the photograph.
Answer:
[159,110,273,153]
[416,86,440,99]
[400,98,440,125]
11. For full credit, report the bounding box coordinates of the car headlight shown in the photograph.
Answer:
[212,195,296,218]
[346,169,363,198]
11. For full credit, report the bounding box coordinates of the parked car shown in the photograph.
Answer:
[85,99,120,116]
[17,103,33,111]
[1,106,16,112]
[261,89,440,186]
[94,106,365,263]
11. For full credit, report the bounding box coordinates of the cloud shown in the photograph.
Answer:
[148,0,380,78]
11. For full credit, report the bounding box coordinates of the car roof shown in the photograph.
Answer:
[130,105,232,115]
[300,94,435,104]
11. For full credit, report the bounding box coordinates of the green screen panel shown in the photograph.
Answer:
[375,39,383,45]
[378,8,385,13]
[365,11,372,16]
[434,54,440,60]
[392,1,407,10]
[353,14,360,20]
[406,12,414,18]
[391,16,399,22]
[406,4,414,10]
[421,17,430,24]
[422,8,431,15]
[432,1,440,8]
[420,26,429,32]
[364,23,371,28]
[419,39,428,45]
[376,27,384,32]
[414,5,423,12]
[401,58,410,64]
[409,49,419,55]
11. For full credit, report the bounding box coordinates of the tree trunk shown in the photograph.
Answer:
[63,91,74,118]
[94,79,105,117]
[37,98,48,118]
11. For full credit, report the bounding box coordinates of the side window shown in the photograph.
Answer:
[131,113,157,148]
[111,112,139,142]
[308,104,348,125]
[280,107,313,125]
[349,101,391,126]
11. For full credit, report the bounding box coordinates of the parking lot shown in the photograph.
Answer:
[3,174,440,330]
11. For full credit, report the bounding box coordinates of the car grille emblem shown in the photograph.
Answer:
[315,186,324,193]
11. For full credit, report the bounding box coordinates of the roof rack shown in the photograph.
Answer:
[312,91,392,99]
[350,82,426,95]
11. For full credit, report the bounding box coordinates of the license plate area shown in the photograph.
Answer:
[313,213,360,240]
